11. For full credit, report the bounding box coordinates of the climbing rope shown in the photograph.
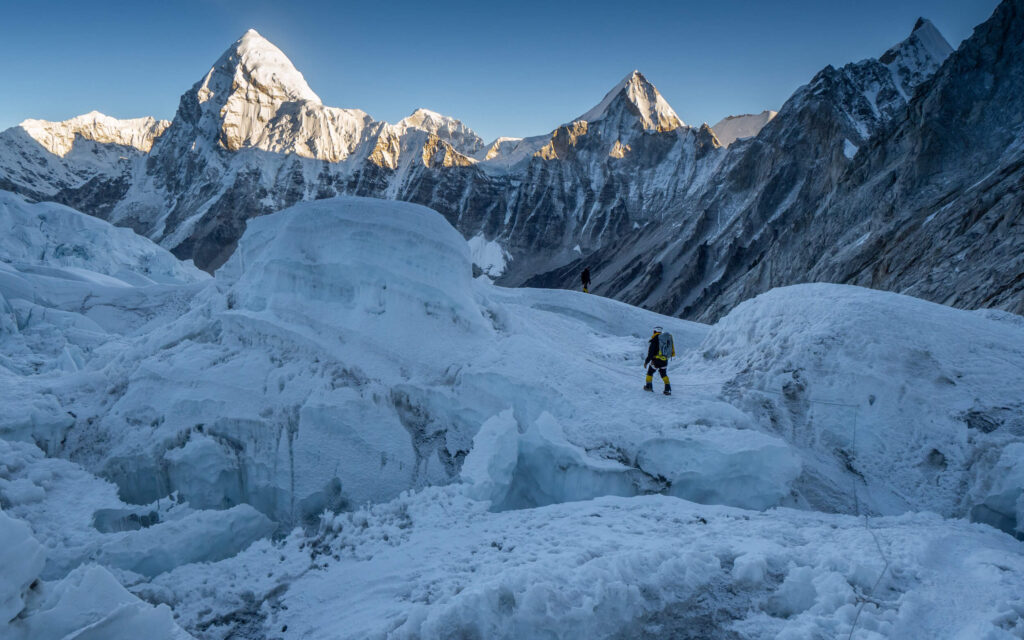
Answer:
[608,349,898,636]
[845,402,892,640]
[677,372,894,639]
[735,382,894,639]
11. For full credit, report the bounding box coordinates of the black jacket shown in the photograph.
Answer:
[581,268,591,285]
[645,334,666,366]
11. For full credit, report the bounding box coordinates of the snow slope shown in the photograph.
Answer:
[711,110,777,147]
[0,190,207,286]
[1,192,1022,638]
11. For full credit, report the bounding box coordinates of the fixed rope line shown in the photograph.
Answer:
[679,372,890,639]
[620,350,894,626]
[732,381,892,639]
[843,403,892,640]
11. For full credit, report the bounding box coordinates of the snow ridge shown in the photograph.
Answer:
[18,111,170,157]
[710,110,778,147]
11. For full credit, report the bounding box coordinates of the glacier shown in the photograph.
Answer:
[1,189,1022,638]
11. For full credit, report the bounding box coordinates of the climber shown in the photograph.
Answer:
[581,267,591,293]
[644,326,674,395]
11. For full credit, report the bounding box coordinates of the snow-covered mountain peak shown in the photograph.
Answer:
[400,108,446,127]
[577,70,684,131]
[710,110,778,147]
[908,17,954,61]
[212,29,321,105]
[188,28,319,130]
[17,111,170,157]
[879,17,953,96]
[158,28,379,160]
[396,108,484,155]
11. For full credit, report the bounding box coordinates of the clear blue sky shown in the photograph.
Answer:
[0,0,999,142]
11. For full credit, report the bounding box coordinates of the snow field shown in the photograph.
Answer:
[155,488,1023,639]
[0,191,1022,638]
[49,195,806,533]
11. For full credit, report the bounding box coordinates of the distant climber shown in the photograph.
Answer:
[581,267,591,293]
[644,326,674,395]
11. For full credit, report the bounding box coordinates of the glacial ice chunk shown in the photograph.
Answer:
[95,504,274,577]
[460,409,520,505]
[0,511,45,623]
[635,427,801,510]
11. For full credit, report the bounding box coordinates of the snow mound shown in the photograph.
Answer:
[216,196,484,353]
[0,190,207,286]
[690,283,1024,531]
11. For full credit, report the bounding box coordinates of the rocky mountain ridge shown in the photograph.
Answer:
[525,12,1024,320]
[2,8,1018,321]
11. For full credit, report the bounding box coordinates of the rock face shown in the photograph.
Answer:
[525,13,1019,321]
[807,2,1024,314]
[635,6,1023,321]
[2,7,1020,321]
